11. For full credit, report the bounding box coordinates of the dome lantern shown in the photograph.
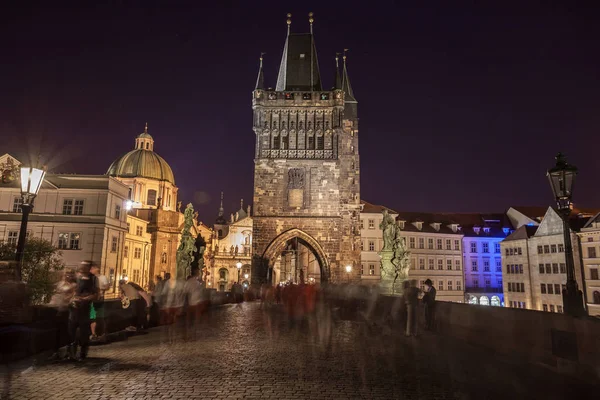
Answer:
[135,122,155,151]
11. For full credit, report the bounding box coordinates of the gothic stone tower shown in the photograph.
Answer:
[251,14,361,283]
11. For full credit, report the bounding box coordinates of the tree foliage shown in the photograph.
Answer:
[0,237,65,304]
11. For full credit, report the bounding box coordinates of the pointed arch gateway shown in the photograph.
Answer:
[262,228,330,283]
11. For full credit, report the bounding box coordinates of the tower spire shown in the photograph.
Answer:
[309,11,314,34]
[276,12,322,91]
[286,12,291,34]
[218,192,224,217]
[342,49,357,103]
[240,198,244,210]
[144,122,148,134]
[333,53,342,90]
[255,53,265,90]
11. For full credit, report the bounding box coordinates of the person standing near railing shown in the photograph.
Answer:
[423,279,437,331]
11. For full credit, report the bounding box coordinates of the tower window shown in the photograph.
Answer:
[317,135,324,150]
[147,189,157,206]
[146,142,149,149]
[273,135,280,149]
[308,136,315,149]
[281,134,288,150]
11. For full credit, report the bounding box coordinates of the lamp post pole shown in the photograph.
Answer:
[546,153,585,317]
[15,165,47,282]
[15,203,32,281]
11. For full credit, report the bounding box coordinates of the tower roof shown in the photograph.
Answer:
[276,13,322,91]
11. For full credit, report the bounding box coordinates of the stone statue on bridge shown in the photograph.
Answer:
[379,212,410,295]
[176,203,197,279]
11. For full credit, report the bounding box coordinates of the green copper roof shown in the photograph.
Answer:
[107,149,175,184]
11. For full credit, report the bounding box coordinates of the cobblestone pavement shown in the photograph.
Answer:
[2,302,595,400]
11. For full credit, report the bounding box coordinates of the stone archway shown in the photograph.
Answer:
[262,228,330,283]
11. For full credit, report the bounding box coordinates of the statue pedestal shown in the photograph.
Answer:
[379,250,407,296]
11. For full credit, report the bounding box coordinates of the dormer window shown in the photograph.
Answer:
[449,224,458,233]
[432,222,441,231]
[398,221,405,229]
[415,222,423,230]
[502,227,510,235]
[473,227,481,235]
[483,227,490,234]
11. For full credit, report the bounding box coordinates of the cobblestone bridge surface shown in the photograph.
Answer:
[2,302,595,400]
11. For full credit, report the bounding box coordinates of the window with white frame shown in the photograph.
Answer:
[446,239,451,250]
[447,259,452,270]
[437,239,443,250]
[485,279,491,287]
[418,238,424,249]
[369,264,375,275]
[368,240,375,251]
[454,239,460,250]
[147,189,157,206]
[419,259,425,270]
[473,279,479,288]
[134,247,141,259]
[494,242,500,253]
[455,259,461,270]
[470,242,477,253]
[124,245,129,258]
[368,219,375,229]
[361,264,365,275]
[447,281,453,291]
[115,204,121,219]
[483,260,490,272]
[482,242,489,253]
[495,259,502,272]
[437,259,443,270]
[428,259,434,270]
[409,237,415,248]
[136,226,144,236]
[428,238,434,249]
[58,232,80,250]
[111,236,118,252]
[360,219,364,229]
[7,231,18,246]
[62,199,84,215]
[12,198,23,213]
[456,280,462,290]
[471,260,478,271]
[438,280,443,290]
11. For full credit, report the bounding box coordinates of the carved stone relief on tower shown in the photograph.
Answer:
[288,168,305,208]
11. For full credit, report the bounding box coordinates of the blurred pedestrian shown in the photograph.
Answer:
[184,270,203,339]
[403,279,420,337]
[47,269,77,361]
[68,262,98,361]
[90,263,109,341]
[423,279,437,331]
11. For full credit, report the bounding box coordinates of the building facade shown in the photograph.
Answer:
[251,18,361,284]
[459,214,512,307]
[0,154,129,294]
[501,207,588,313]
[578,213,600,317]
[359,202,397,285]
[207,198,253,291]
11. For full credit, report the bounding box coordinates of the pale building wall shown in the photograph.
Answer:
[501,238,533,309]
[578,226,600,317]
[117,176,178,211]
[404,230,464,302]
[463,235,505,306]
[0,174,129,295]
[123,215,152,289]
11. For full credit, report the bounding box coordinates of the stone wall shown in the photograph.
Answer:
[374,296,600,381]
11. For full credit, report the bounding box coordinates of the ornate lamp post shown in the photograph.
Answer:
[236,261,242,283]
[16,165,46,281]
[345,264,352,283]
[546,153,585,317]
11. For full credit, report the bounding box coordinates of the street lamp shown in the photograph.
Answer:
[244,273,249,280]
[236,261,242,283]
[345,264,352,283]
[16,165,46,281]
[546,153,585,317]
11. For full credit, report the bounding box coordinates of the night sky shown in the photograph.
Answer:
[2,2,599,222]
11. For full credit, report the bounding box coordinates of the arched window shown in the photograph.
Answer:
[593,291,600,304]
[281,133,288,150]
[316,135,324,150]
[147,189,157,206]
[468,296,478,305]
[491,296,501,307]
[273,134,280,149]
[146,142,149,149]
[479,296,490,306]
[307,135,315,150]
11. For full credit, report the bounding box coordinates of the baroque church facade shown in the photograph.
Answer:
[250,15,361,284]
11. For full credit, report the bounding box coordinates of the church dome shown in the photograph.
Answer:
[106,124,175,184]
